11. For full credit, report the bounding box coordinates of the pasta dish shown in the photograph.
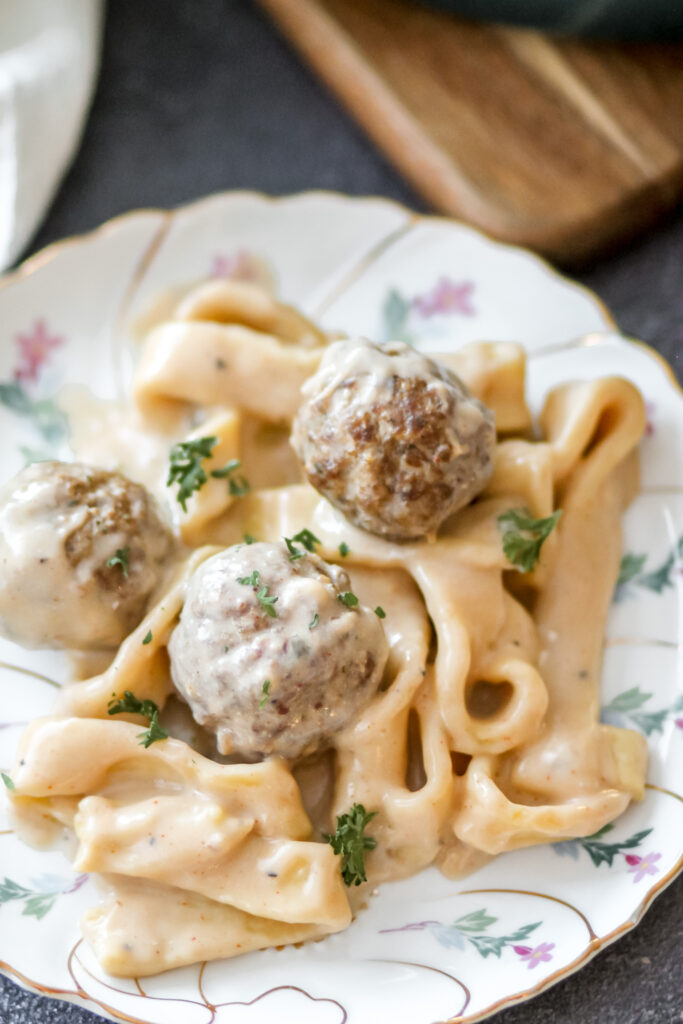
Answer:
[0,277,648,978]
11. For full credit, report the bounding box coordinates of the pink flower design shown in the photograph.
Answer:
[644,400,656,437]
[625,851,661,882]
[13,319,63,383]
[513,942,555,969]
[413,277,475,318]
[675,717,683,731]
[209,250,261,282]
[65,873,89,895]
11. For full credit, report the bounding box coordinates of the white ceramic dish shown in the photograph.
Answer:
[0,191,681,1024]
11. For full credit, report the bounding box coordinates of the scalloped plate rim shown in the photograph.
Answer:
[0,190,680,1024]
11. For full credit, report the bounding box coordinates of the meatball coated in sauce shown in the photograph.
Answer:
[0,462,173,650]
[168,541,388,760]
[291,337,496,540]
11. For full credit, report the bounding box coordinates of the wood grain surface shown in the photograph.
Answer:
[256,0,683,263]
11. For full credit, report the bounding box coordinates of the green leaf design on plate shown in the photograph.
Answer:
[0,380,67,451]
[606,686,652,713]
[604,688,683,737]
[0,878,32,904]
[454,908,498,933]
[580,828,652,868]
[630,709,669,736]
[31,397,67,443]
[466,920,541,959]
[0,876,66,920]
[22,893,58,920]
[467,933,510,958]
[506,922,542,944]
[20,446,53,465]
[615,535,683,600]
[616,552,647,587]
[637,556,675,594]
[381,289,413,344]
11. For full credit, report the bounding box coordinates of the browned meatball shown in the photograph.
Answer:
[291,338,496,540]
[0,462,174,650]
[168,541,388,760]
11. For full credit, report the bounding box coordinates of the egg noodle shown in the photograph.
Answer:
[7,279,647,977]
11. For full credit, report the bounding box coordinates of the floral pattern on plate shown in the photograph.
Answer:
[379,908,549,962]
[379,276,476,344]
[0,873,88,921]
[0,319,68,464]
[0,192,680,1024]
[552,825,653,868]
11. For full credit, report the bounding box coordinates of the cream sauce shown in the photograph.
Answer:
[5,278,648,976]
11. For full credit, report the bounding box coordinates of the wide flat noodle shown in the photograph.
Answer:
[83,875,338,977]
[7,277,649,974]
[12,718,350,942]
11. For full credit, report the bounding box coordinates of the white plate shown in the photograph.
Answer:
[0,191,681,1024]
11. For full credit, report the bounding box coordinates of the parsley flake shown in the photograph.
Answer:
[237,570,260,586]
[142,630,153,645]
[374,606,386,619]
[497,508,562,573]
[338,591,359,607]
[309,612,319,630]
[107,547,130,578]
[107,691,169,748]
[284,536,306,560]
[284,528,321,561]
[323,803,378,886]
[211,457,251,497]
[293,528,321,552]
[210,458,240,478]
[2,772,14,792]
[167,436,217,511]
[259,680,271,708]
[228,475,251,497]
[243,533,256,545]
[257,585,278,618]
[338,541,350,557]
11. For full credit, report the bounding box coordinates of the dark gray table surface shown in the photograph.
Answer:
[1,2,681,1022]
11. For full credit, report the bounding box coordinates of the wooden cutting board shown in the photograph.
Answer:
[256,0,683,264]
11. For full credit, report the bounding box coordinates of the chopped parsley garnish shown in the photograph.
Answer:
[2,772,15,791]
[142,630,153,645]
[243,533,256,545]
[259,680,271,708]
[374,606,386,619]
[228,474,251,497]
[167,436,217,511]
[237,570,260,586]
[309,612,319,630]
[323,803,378,886]
[139,716,168,748]
[211,457,251,496]
[237,570,278,617]
[338,541,350,557]
[107,547,130,578]
[107,691,169,748]
[293,528,321,552]
[338,591,359,607]
[257,584,278,618]
[497,508,562,573]
[209,458,240,478]
[284,528,322,561]
[284,536,305,560]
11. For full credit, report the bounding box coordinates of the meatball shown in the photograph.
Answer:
[168,541,388,760]
[291,337,496,540]
[0,462,174,650]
